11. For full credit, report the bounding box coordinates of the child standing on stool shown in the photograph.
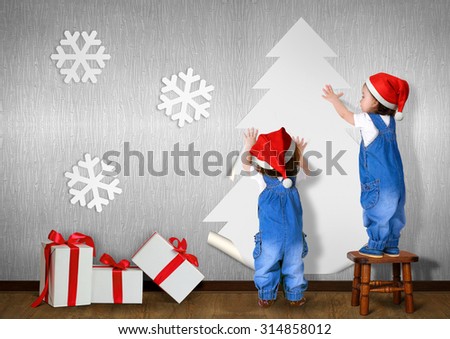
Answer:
[242,127,309,307]
[322,72,409,258]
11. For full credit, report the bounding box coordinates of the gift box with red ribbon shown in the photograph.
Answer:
[92,253,143,304]
[32,230,95,308]
[132,232,204,303]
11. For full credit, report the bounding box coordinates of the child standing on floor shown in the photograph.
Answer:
[322,72,409,258]
[242,127,309,307]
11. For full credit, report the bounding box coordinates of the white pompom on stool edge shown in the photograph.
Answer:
[282,178,293,188]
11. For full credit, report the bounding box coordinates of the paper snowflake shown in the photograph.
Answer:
[157,68,214,127]
[64,153,122,213]
[51,30,111,83]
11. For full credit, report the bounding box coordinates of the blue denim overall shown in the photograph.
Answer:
[253,175,308,301]
[359,114,406,250]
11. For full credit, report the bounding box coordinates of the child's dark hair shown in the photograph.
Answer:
[375,102,396,116]
[253,145,300,177]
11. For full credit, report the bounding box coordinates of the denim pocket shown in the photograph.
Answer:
[360,179,380,210]
[302,232,308,258]
[253,232,262,259]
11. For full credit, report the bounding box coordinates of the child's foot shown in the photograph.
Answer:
[383,247,400,257]
[289,297,306,307]
[359,245,383,258]
[258,299,274,308]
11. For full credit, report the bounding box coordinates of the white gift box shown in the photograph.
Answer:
[38,242,93,307]
[91,266,143,304]
[132,232,204,303]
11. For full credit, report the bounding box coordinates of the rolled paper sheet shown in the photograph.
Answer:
[207,231,254,269]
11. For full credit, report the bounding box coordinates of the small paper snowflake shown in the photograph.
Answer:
[51,30,111,83]
[64,153,122,213]
[157,68,214,127]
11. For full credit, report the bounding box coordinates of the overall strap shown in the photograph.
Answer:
[368,113,394,132]
[262,174,280,186]
[262,174,296,187]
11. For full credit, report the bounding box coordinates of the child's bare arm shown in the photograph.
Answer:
[294,136,310,176]
[322,84,355,125]
[242,128,258,172]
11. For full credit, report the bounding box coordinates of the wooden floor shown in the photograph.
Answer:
[1,291,449,319]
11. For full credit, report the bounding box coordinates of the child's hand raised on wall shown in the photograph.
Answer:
[294,136,310,176]
[242,128,258,172]
[322,84,355,125]
[243,128,258,148]
[322,84,344,103]
[294,136,307,155]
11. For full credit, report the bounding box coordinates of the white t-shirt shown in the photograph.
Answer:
[354,112,391,147]
[249,166,307,193]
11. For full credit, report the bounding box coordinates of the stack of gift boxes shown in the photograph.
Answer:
[31,230,204,308]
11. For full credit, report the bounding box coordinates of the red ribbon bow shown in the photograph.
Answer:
[99,253,130,270]
[153,237,199,286]
[99,253,129,304]
[31,230,95,308]
[169,237,199,267]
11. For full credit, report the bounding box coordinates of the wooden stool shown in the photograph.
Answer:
[347,250,419,316]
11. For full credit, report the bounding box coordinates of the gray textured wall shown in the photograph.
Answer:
[1,0,449,281]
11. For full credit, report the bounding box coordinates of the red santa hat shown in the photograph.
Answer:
[249,127,296,188]
[365,72,409,121]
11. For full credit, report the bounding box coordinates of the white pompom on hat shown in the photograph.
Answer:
[282,178,293,188]
[365,72,410,121]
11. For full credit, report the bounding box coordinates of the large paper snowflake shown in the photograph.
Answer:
[64,153,122,213]
[157,68,214,127]
[51,30,111,83]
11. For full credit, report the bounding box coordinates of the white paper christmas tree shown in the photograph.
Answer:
[205,18,365,274]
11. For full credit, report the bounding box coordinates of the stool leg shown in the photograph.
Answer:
[402,263,414,313]
[392,263,401,305]
[360,263,371,316]
[351,263,361,306]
